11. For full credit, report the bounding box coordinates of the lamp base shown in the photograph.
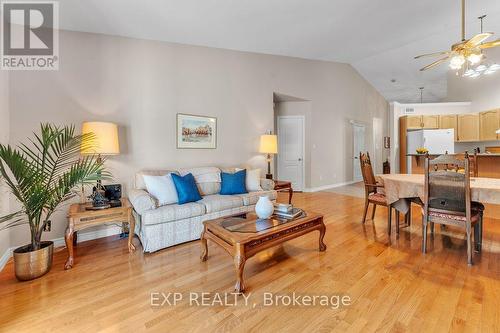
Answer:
[266,173,273,180]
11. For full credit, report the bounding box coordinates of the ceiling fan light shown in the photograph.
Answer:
[489,64,500,71]
[463,69,475,77]
[469,72,481,78]
[467,53,482,65]
[475,64,487,72]
[484,69,496,75]
[450,55,466,69]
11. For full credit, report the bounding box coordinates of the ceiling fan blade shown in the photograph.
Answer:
[465,32,493,48]
[478,39,500,49]
[414,51,451,59]
[419,56,450,71]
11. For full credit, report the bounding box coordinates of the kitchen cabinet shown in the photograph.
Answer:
[457,114,480,142]
[402,115,439,129]
[479,109,500,141]
[422,115,440,129]
[439,115,458,141]
[405,115,423,129]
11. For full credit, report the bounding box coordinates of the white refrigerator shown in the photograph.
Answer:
[406,129,455,173]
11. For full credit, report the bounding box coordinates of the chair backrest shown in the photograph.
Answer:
[360,152,377,194]
[450,150,478,177]
[424,153,471,217]
[470,150,478,177]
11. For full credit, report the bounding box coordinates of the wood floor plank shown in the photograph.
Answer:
[0,191,499,332]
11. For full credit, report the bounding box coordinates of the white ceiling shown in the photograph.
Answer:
[59,0,500,103]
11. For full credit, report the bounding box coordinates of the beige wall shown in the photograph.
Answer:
[7,30,388,247]
[0,69,10,256]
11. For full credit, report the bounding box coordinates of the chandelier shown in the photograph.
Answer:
[414,0,500,78]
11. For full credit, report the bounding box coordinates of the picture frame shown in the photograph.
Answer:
[384,136,390,149]
[176,113,217,149]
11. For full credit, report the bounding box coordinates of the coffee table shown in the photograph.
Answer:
[200,211,326,293]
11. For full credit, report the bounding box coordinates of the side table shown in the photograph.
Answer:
[274,180,293,204]
[64,198,136,269]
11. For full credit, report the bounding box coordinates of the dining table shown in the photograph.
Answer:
[379,174,500,214]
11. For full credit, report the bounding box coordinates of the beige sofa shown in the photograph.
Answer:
[129,166,277,252]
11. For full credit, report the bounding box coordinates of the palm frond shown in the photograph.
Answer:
[0,123,110,249]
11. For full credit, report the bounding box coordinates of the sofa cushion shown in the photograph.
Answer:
[142,174,178,206]
[236,190,277,206]
[135,170,178,190]
[179,167,221,195]
[171,173,203,204]
[199,194,244,213]
[141,202,206,226]
[220,169,247,195]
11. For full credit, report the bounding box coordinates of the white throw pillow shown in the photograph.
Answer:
[237,168,262,191]
[142,174,179,206]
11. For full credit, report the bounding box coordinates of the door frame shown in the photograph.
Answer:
[276,115,306,191]
[351,121,366,182]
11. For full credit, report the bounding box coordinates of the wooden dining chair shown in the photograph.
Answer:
[422,153,483,265]
[360,152,400,235]
[447,150,478,177]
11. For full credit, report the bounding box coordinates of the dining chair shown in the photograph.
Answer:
[451,150,478,177]
[360,152,401,235]
[446,150,484,219]
[422,152,483,265]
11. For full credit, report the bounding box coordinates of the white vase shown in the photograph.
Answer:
[255,195,274,219]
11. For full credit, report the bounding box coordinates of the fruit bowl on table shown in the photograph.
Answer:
[416,148,428,155]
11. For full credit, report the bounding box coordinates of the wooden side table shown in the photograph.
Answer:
[274,180,293,204]
[64,198,136,269]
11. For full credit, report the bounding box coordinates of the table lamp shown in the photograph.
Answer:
[259,134,278,180]
[81,122,120,208]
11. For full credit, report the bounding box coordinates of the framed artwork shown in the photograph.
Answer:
[176,113,217,149]
[384,136,390,149]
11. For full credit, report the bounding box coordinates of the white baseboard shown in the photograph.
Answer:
[304,180,359,193]
[0,247,13,272]
[0,226,122,272]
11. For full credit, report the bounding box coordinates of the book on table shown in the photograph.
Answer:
[274,207,303,219]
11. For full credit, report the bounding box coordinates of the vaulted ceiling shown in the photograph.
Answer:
[60,0,500,103]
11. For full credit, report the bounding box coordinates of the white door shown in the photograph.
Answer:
[277,116,304,191]
[352,123,366,182]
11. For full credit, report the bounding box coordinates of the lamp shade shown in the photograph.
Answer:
[81,122,120,155]
[496,129,500,134]
[259,134,278,154]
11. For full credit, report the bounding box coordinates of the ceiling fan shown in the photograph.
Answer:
[415,0,500,73]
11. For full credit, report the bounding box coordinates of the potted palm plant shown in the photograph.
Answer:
[0,124,109,280]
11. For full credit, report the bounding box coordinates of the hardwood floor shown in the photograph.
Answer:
[1,191,499,332]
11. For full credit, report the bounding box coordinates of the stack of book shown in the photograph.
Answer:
[274,203,303,219]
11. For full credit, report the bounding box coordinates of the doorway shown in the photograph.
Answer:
[277,115,305,191]
[352,122,366,182]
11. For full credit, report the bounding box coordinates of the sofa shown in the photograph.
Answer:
[129,166,277,252]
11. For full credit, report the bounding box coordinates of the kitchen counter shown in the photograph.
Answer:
[407,153,500,156]
[408,153,500,178]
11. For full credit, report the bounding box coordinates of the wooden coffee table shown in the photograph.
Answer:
[200,211,326,293]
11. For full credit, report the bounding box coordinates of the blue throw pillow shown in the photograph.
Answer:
[220,169,248,195]
[171,173,202,204]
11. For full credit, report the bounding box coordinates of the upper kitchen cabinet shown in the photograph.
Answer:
[457,113,480,142]
[405,115,423,129]
[403,115,439,129]
[422,115,439,129]
[439,115,458,141]
[479,109,500,141]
